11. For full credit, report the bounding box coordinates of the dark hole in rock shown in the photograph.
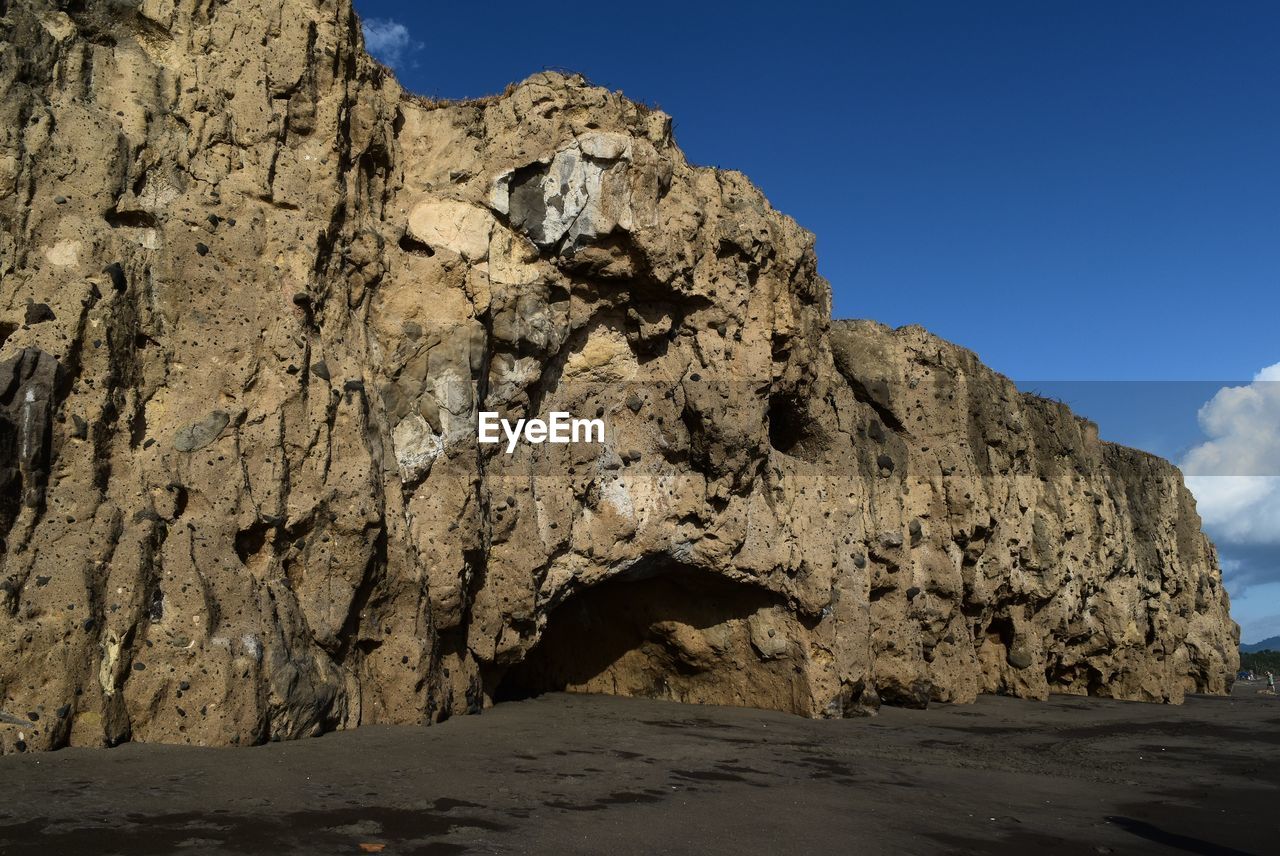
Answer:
[986,615,1015,650]
[103,263,127,293]
[397,233,434,256]
[234,521,273,567]
[104,209,159,229]
[129,399,147,448]
[24,303,55,324]
[767,392,825,461]
[678,404,713,475]
[169,483,188,518]
[490,562,812,715]
[1086,665,1107,696]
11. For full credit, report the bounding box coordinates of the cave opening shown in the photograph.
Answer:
[489,561,811,715]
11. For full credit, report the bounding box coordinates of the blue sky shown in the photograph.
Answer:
[354,1,1280,641]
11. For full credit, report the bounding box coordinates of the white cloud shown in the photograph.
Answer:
[1183,362,1280,478]
[362,18,420,70]
[1183,475,1280,545]
[1183,361,1280,539]
[1183,363,1280,598]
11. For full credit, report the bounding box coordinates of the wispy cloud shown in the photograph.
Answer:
[362,17,421,71]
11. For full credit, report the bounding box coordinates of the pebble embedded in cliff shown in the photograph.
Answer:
[173,412,230,453]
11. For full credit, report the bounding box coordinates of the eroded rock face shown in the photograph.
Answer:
[0,0,1237,752]
[828,322,1238,707]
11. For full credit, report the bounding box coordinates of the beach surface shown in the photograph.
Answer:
[2,685,1276,855]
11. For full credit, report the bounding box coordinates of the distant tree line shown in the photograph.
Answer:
[1240,649,1280,674]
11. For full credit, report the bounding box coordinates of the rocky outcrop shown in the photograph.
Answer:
[828,322,1238,707]
[0,0,1237,753]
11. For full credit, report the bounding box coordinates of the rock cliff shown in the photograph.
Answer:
[0,0,1238,753]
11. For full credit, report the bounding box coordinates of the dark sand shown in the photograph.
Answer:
[2,684,1276,855]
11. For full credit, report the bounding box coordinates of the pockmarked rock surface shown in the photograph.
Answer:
[0,0,1237,753]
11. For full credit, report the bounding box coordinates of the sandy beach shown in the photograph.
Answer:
[1,685,1275,855]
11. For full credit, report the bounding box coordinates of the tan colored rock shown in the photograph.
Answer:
[0,0,1237,753]
[828,321,1238,706]
[406,201,494,261]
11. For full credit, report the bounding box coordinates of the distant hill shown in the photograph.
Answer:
[1241,636,1280,653]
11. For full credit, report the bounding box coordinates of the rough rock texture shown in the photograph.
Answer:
[828,322,1238,708]
[0,0,1237,753]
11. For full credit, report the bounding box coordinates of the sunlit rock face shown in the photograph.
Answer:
[0,0,1237,753]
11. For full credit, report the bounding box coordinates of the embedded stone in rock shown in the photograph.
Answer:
[1007,649,1035,670]
[496,132,636,252]
[578,131,633,161]
[391,412,444,483]
[173,412,230,452]
[405,200,494,261]
[0,711,35,728]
